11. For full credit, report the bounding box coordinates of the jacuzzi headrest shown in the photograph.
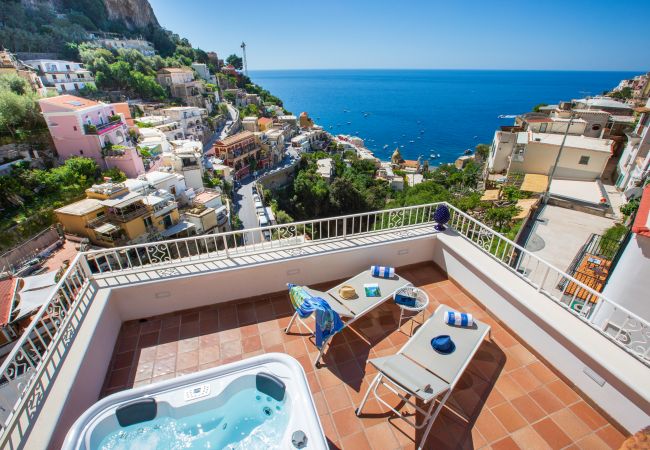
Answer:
[115,398,157,427]
[256,372,286,402]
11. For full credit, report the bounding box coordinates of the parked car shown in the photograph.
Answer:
[262,230,272,241]
[254,200,264,209]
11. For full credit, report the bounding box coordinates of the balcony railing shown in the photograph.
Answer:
[84,118,123,136]
[0,202,648,448]
[106,204,148,222]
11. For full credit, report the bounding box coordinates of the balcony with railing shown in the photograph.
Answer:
[106,203,148,223]
[84,117,124,136]
[0,203,647,449]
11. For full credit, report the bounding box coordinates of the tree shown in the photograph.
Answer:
[226,54,243,70]
[329,176,365,213]
[292,170,330,217]
[533,103,548,112]
[102,168,126,182]
[475,143,490,161]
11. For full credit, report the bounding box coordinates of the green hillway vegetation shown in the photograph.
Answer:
[263,143,529,241]
[0,157,128,250]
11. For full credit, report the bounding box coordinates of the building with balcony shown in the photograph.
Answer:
[191,62,217,84]
[212,131,261,180]
[160,106,208,142]
[488,130,613,181]
[23,59,95,93]
[615,99,650,191]
[54,182,180,247]
[162,140,205,190]
[39,95,145,178]
[2,202,647,450]
[157,68,213,112]
[91,37,156,56]
[0,51,46,95]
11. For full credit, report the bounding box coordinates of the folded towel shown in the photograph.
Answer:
[371,265,395,278]
[445,310,474,328]
[364,283,381,297]
[395,293,417,307]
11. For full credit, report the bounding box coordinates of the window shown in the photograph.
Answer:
[52,74,57,80]
[73,126,77,131]
[579,156,590,165]
[79,150,84,155]
[539,123,548,133]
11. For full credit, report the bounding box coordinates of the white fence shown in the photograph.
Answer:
[0,202,647,448]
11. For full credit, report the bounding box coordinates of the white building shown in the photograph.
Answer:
[163,140,205,191]
[161,107,207,142]
[191,62,217,85]
[242,116,259,132]
[124,171,189,203]
[615,99,650,192]
[488,130,613,181]
[24,59,95,93]
[594,184,650,326]
[92,38,155,56]
[316,158,334,182]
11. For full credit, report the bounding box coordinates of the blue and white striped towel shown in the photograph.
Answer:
[370,265,395,278]
[445,311,474,328]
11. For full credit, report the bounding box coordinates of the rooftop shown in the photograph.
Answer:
[216,130,255,146]
[38,94,100,112]
[54,198,103,216]
[101,262,626,449]
[632,184,650,238]
[529,132,613,153]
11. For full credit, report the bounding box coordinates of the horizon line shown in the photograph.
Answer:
[247,67,647,73]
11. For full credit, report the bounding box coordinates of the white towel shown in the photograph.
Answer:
[445,311,474,328]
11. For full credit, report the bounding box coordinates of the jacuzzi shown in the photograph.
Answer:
[63,353,328,449]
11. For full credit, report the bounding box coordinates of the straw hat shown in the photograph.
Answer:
[338,285,357,300]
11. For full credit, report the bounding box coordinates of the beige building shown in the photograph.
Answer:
[488,130,612,181]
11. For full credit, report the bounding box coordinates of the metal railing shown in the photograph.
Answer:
[447,207,649,363]
[0,256,92,446]
[0,202,648,447]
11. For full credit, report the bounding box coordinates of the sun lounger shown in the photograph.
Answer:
[355,304,490,450]
[285,269,412,366]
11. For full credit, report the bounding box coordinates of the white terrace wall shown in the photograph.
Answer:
[433,230,650,433]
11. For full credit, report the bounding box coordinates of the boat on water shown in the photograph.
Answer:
[383,144,389,149]
[430,154,437,159]
[498,114,517,119]
[420,130,425,134]
[409,140,415,143]
[347,121,351,124]
[437,153,441,158]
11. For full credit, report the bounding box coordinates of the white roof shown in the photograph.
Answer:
[160,221,195,237]
[575,97,632,110]
[55,198,103,216]
[15,271,59,318]
[145,171,177,184]
[529,132,612,153]
[100,191,143,207]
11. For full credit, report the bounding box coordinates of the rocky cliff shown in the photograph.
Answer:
[103,0,159,30]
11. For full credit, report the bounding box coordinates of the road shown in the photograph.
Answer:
[234,177,264,244]
[202,102,240,153]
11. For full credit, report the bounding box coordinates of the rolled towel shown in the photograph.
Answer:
[445,310,474,328]
[371,265,395,278]
[395,293,417,307]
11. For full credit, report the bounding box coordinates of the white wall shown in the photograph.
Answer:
[596,233,650,324]
[488,130,514,173]
[432,231,650,433]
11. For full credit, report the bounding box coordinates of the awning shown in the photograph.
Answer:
[94,223,119,234]
[101,191,142,208]
[19,271,57,292]
[160,221,195,237]
[520,174,548,193]
[480,190,500,201]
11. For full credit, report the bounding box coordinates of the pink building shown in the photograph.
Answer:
[39,95,145,178]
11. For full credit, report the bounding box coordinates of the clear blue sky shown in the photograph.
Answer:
[149,0,650,71]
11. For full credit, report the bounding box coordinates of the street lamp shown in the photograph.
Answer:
[543,113,575,204]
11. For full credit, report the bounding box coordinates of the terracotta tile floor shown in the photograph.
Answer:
[101,262,627,449]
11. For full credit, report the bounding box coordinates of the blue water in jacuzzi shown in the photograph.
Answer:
[97,387,288,449]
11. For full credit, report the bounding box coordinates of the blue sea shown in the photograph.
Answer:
[249,69,637,164]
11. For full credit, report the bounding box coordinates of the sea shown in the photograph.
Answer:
[249,69,638,164]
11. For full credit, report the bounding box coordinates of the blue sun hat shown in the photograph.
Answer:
[431,335,455,354]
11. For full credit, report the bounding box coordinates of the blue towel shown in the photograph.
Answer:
[394,293,417,307]
[288,284,344,349]
[371,265,395,278]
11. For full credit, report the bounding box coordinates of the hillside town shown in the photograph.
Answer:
[0,1,648,448]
